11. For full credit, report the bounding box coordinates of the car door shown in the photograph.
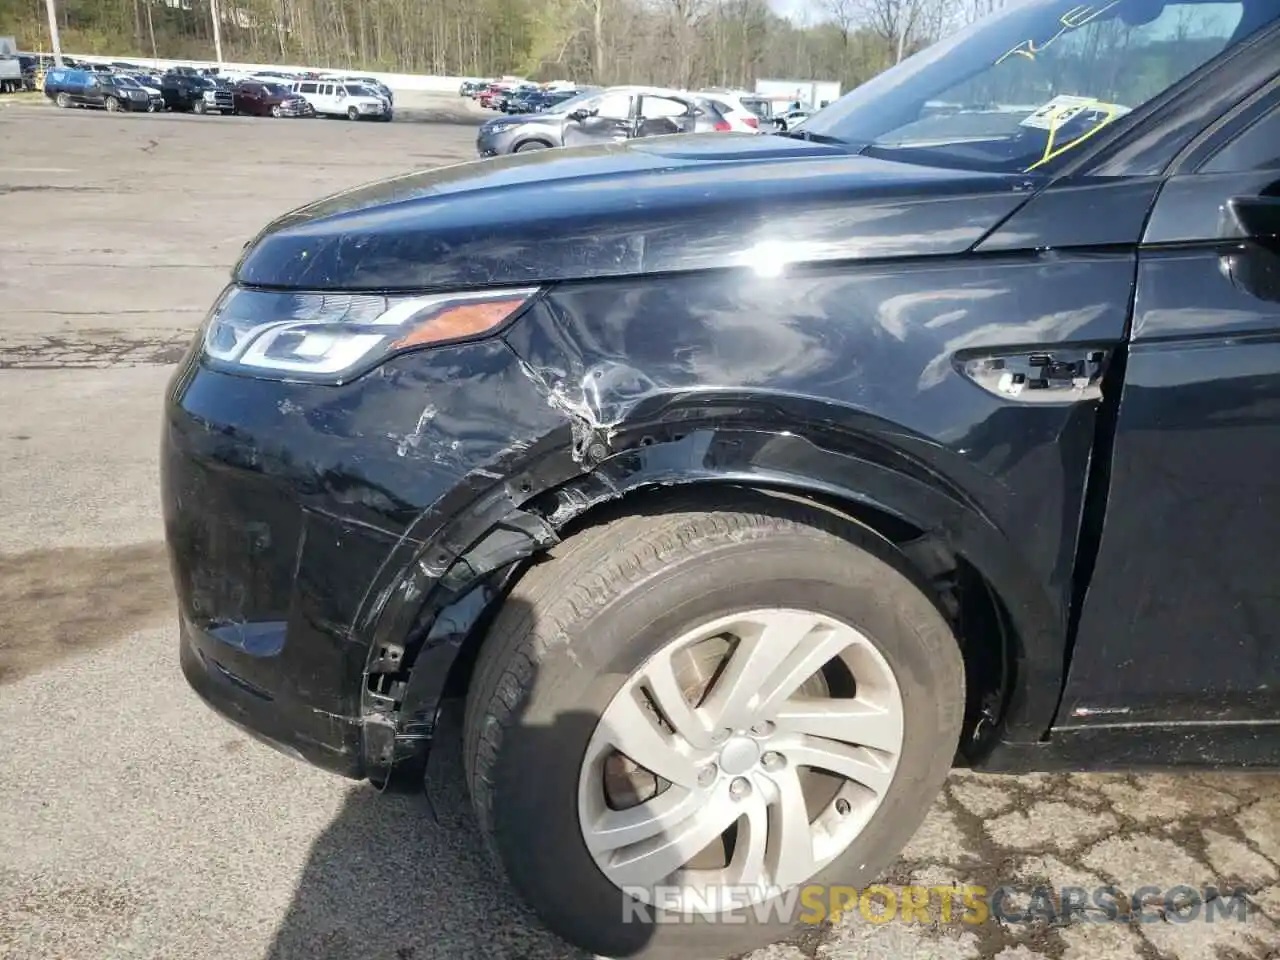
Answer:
[633,94,696,139]
[1061,77,1280,731]
[562,91,634,147]
[79,75,107,107]
[236,83,259,113]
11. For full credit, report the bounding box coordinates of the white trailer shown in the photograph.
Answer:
[754,78,841,110]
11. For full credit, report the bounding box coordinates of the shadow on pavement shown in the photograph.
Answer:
[262,700,594,960]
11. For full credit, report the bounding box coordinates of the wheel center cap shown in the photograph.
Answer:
[718,736,761,776]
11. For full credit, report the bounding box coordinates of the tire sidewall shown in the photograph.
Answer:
[488,534,962,957]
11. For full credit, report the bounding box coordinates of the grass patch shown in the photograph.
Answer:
[0,91,48,106]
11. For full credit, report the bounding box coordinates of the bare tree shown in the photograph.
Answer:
[859,0,943,64]
[821,0,858,47]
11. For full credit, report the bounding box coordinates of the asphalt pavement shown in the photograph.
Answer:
[0,94,1277,960]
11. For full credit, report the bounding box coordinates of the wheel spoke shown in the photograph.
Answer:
[729,794,770,888]
[768,765,818,888]
[599,690,700,789]
[755,624,857,717]
[584,785,703,854]
[785,735,897,796]
[703,611,827,731]
[641,649,714,752]
[774,698,902,755]
[602,793,741,889]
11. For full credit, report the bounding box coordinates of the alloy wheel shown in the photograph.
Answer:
[577,608,904,910]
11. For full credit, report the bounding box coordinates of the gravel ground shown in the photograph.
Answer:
[0,96,1278,960]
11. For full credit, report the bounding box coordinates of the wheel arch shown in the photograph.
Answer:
[361,414,1064,787]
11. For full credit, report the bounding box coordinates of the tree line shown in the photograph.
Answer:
[2,0,1006,89]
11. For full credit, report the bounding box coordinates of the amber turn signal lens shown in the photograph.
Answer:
[392,298,528,348]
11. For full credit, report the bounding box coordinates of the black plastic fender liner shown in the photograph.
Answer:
[356,416,1065,782]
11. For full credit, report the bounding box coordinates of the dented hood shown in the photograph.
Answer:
[234,135,1035,291]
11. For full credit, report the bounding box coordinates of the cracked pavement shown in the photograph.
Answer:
[1,101,1278,960]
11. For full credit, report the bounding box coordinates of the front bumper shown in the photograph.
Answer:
[163,334,569,779]
[476,128,514,157]
[180,615,365,775]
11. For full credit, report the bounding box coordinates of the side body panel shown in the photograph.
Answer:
[491,254,1133,741]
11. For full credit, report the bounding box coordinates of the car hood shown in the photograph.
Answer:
[235,135,1036,291]
[481,111,557,130]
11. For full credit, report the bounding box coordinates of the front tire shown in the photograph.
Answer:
[514,140,549,152]
[55,92,70,108]
[104,96,121,112]
[271,104,283,118]
[192,99,207,115]
[346,105,359,121]
[463,498,965,959]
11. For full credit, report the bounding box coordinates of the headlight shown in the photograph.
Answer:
[200,285,540,383]
[487,122,514,134]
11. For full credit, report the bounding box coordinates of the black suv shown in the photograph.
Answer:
[165,3,1280,958]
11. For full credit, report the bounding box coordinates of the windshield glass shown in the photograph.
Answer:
[803,0,1277,173]
[345,85,376,97]
[265,83,290,96]
[114,76,139,88]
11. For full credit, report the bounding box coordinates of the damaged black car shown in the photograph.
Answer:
[163,1,1280,956]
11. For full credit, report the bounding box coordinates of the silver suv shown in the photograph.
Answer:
[476,86,733,156]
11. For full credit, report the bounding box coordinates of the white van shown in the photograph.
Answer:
[291,80,390,121]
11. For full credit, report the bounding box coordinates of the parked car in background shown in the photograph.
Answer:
[459,79,485,96]
[291,79,390,121]
[233,80,314,118]
[478,83,508,108]
[43,69,155,111]
[506,89,588,114]
[495,83,539,112]
[695,90,768,132]
[324,74,394,106]
[772,105,813,132]
[476,87,736,156]
[156,72,207,113]
[110,74,164,111]
[190,76,234,114]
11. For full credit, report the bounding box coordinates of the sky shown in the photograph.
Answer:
[768,0,824,25]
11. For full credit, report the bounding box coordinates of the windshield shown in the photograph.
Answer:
[802,0,1278,173]
[114,76,139,88]
[345,85,377,97]
[265,83,290,96]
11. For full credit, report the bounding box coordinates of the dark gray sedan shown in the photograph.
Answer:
[476,86,735,156]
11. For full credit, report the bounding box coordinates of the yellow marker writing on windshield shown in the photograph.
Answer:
[996,1,1121,64]
[1024,98,1124,172]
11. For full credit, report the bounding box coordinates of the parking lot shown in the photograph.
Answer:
[1,98,1279,960]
